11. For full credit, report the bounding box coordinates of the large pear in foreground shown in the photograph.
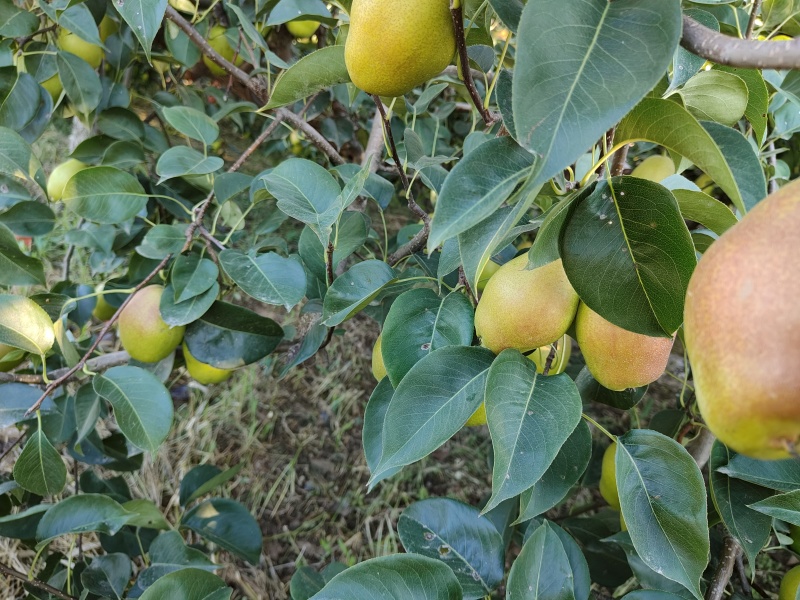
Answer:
[345,0,455,97]
[118,285,184,363]
[684,180,800,460]
[475,256,579,353]
[576,303,673,391]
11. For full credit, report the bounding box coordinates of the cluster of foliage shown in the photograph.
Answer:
[0,0,799,598]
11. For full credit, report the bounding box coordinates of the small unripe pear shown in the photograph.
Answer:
[475,256,579,354]
[465,402,487,427]
[345,0,455,97]
[599,442,620,510]
[47,159,88,202]
[98,15,118,42]
[476,260,501,291]
[372,333,387,381]
[203,26,244,77]
[576,303,673,391]
[684,179,800,460]
[92,294,117,322]
[527,335,572,375]
[630,155,675,182]
[286,20,320,39]
[780,565,800,600]
[183,343,232,384]
[40,74,62,101]
[118,285,184,363]
[58,29,103,68]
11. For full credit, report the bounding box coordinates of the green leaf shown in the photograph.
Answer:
[160,281,219,328]
[97,108,146,142]
[0,504,50,539]
[140,568,231,600]
[93,366,174,454]
[616,430,709,599]
[0,0,38,37]
[518,420,592,522]
[488,0,522,32]
[261,158,343,247]
[526,193,579,270]
[670,189,737,236]
[298,211,369,282]
[266,45,351,109]
[122,499,171,530]
[179,463,244,507]
[372,346,494,483]
[322,260,396,326]
[36,494,135,544]
[382,289,474,387]
[708,442,772,565]
[0,68,44,133]
[219,250,306,310]
[0,384,57,427]
[749,489,800,526]
[718,454,800,493]
[398,498,504,599]
[428,137,534,249]
[607,532,694,599]
[702,121,767,211]
[715,66,769,144]
[116,0,168,62]
[184,301,284,369]
[560,177,696,337]
[0,126,45,189]
[484,350,582,512]
[667,9,717,93]
[156,146,223,183]
[181,498,262,564]
[13,428,66,496]
[0,200,55,237]
[57,3,103,46]
[512,0,680,186]
[678,70,748,127]
[0,223,45,285]
[81,554,132,600]
[172,254,219,304]
[363,378,402,488]
[291,566,326,600]
[162,106,219,146]
[133,531,217,593]
[621,592,691,600]
[137,224,188,259]
[506,520,585,600]
[615,98,746,214]
[63,166,149,224]
[575,367,647,410]
[310,554,462,600]
[57,50,102,114]
[0,293,54,354]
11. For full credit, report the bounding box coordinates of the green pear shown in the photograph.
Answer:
[286,20,320,39]
[118,285,184,363]
[58,29,103,68]
[630,155,675,182]
[527,335,572,375]
[92,293,117,322]
[203,25,244,77]
[475,256,579,354]
[372,333,386,381]
[47,159,87,202]
[684,178,800,460]
[183,343,232,384]
[575,303,673,391]
[599,442,620,510]
[345,0,455,97]
[780,565,800,600]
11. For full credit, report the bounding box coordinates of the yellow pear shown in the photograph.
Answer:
[475,256,579,354]
[780,565,800,600]
[168,0,197,13]
[345,0,455,97]
[47,159,88,202]
[58,29,103,68]
[576,303,673,391]
[372,333,387,381]
[684,179,800,460]
[286,20,320,39]
[527,335,572,375]
[183,343,232,384]
[118,285,184,363]
[465,402,487,427]
[599,442,620,510]
[203,25,244,77]
[630,155,675,182]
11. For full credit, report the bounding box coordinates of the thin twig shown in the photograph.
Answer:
[706,537,740,600]
[681,15,800,69]
[745,0,763,40]
[735,552,752,598]
[450,4,496,125]
[0,562,77,600]
[0,351,131,385]
[15,24,57,48]
[0,435,23,463]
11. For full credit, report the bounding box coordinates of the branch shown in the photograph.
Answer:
[0,351,131,385]
[0,562,77,600]
[706,537,740,600]
[362,110,386,174]
[745,0,763,40]
[688,427,715,470]
[681,15,800,69]
[450,4,497,125]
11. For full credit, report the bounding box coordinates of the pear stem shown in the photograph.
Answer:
[450,4,497,126]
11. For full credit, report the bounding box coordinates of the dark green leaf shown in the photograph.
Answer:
[0,200,55,236]
[398,498,504,599]
[162,106,219,145]
[266,46,350,109]
[0,223,45,285]
[93,366,174,453]
[718,454,800,493]
[181,498,262,564]
[0,504,50,539]
[57,50,102,113]
[749,489,800,526]
[81,553,132,600]
[13,428,67,496]
[382,289,474,387]
[575,367,647,410]
[179,463,244,507]
[0,126,46,189]
[137,224,188,259]
[63,166,149,224]
[291,566,326,600]
[133,531,217,592]
[36,494,135,544]
[139,568,231,600]
[156,146,223,183]
[670,189,737,236]
[220,250,306,310]
[322,260,396,326]
[172,254,219,304]
[702,121,767,211]
[0,0,38,37]
[560,177,696,337]
[484,350,582,511]
[116,0,168,62]
[160,281,219,328]
[363,378,402,488]
[97,107,146,142]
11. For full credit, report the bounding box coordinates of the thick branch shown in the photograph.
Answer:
[681,16,800,69]
[0,562,76,600]
[0,351,131,385]
[688,427,715,470]
[706,537,740,600]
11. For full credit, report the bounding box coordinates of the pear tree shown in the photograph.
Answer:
[0,0,798,598]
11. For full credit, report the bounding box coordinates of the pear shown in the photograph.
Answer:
[630,155,675,182]
[183,343,232,384]
[92,294,117,322]
[57,29,103,68]
[528,335,572,375]
[345,0,455,97]
[286,20,320,39]
[40,74,62,102]
[476,260,501,292]
[780,565,800,600]
[372,333,387,381]
[599,442,620,510]
[203,26,244,77]
[47,159,87,202]
[0,343,23,372]
[684,180,800,460]
[118,285,184,363]
[475,256,579,354]
[576,303,673,391]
